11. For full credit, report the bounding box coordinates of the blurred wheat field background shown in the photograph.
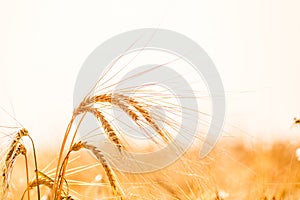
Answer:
[2,127,300,199]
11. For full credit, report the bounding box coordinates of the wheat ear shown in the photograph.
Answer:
[125,95,172,143]
[95,93,171,143]
[5,128,28,166]
[2,143,23,197]
[2,128,29,198]
[74,97,124,151]
[82,143,123,200]
[94,94,139,122]
[68,141,123,200]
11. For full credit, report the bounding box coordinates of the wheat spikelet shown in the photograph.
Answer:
[73,96,94,116]
[93,93,112,104]
[70,141,85,152]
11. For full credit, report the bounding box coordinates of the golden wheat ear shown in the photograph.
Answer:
[73,96,125,151]
[5,128,28,166]
[64,141,123,200]
[2,143,22,197]
[82,143,124,200]
[76,93,170,151]
[90,108,125,151]
[94,93,172,143]
[2,128,31,199]
[115,94,172,143]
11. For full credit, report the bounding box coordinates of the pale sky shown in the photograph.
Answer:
[1,0,300,148]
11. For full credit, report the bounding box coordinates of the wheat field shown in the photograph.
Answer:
[1,90,300,200]
[2,1,300,199]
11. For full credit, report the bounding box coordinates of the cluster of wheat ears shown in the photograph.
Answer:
[0,88,185,200]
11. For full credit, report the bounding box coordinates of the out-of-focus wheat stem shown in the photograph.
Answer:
[20,145,30,200]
